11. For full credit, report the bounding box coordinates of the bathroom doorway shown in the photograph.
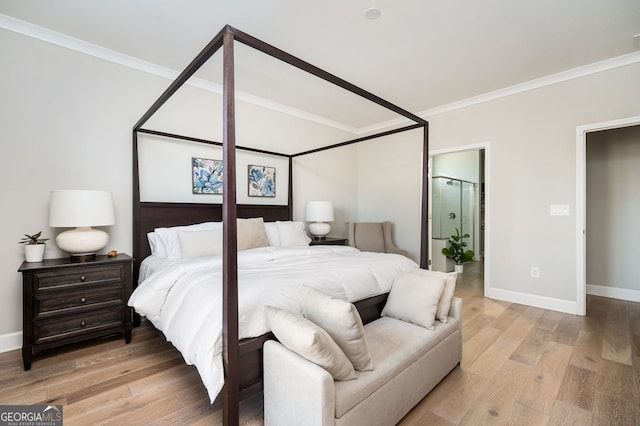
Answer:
[429,144,487,294]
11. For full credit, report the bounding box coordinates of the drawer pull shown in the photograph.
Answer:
[80,297,87,304]
[80,320,86,328]
[80,276,86,282]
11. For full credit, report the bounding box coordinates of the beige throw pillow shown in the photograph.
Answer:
[265,306,356,380]
[408,269,458,323]
[301,286,373,371]
[237,218,270,251]
[381,271,446,330]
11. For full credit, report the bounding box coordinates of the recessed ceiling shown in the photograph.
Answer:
[1,0,639,131]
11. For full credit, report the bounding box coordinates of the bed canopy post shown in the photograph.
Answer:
[221,30,240,426]
[420,123,430,269]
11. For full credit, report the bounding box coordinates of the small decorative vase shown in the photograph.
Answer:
[454,264,464,274]
[24,244,46,262]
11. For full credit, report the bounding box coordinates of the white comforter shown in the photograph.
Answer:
[128,245,418,402]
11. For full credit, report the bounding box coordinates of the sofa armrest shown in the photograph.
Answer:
[449,296,462,324]
[264,340,335,426]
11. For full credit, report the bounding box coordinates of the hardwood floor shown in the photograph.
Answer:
[1,261,638,425]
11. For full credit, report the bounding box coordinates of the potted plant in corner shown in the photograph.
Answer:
[441,228,474,273]
[19,231,49,262]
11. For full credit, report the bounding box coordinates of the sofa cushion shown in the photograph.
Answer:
[265,306,356,381]
[334,316,459,418]
[381,271,445,330]
[301,286,373,371]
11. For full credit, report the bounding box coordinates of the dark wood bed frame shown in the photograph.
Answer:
[132,25,429,425]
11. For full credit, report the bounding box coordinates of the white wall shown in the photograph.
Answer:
[432,150,480,183]
[427,62,640,312]
[356,129,424,262]
[586,125,640,293]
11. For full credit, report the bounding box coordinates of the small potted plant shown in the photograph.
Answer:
[19,231,49,262]
[441,228,474,273]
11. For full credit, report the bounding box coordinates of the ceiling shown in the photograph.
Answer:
[1,0,639,132]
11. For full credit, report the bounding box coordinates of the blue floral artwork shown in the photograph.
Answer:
[192,157,223,194]
[248,165,276,197]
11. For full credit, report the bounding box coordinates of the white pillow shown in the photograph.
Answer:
[265,306,356,380]
[237,218,269,251]
[381,271,446,330]
[147,232,162,257]
[276,221,311,247]
[155,222,221,258]
[264,222,280,246]
[408,269,458,323]
[301,286,373,371]
[178,229,223,258]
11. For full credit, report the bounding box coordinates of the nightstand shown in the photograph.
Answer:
[18,254,133,370]
[310,237,348,246]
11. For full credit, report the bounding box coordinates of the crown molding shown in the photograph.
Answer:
[3,13,639,136]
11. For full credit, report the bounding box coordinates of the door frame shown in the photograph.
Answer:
[430,142,490,297]
[576,115,640,315]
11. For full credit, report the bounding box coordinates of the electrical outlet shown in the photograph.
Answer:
[530,267,540,278]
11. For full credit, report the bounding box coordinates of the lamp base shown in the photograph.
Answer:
[56,227,109,258]
[70,253,97,263]
[308,222,331,239]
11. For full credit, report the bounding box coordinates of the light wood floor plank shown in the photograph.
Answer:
[517,341,573,415]
[547,400,592,426]
[556,365,597,412]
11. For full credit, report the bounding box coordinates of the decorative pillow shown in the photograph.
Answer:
[301,286,373,371]
[155,222,221,258]
[408,269,458,323]
[178,229,223,258]
[237,218,269,251]
[264,222,280,246]
[265,306,356,380]
[276,221,311,247]
[381,271,446,330]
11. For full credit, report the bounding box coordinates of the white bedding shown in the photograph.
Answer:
[128,245,418,402]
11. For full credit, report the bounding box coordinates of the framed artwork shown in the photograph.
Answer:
[192,157,223,194]
[248,165,276,197]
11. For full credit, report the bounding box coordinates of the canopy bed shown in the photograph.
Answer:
[131,25,429,425]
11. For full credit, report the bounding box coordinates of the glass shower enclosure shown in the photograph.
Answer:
[432,176,476,252]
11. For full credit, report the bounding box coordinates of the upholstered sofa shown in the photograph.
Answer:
[264,296,463,426]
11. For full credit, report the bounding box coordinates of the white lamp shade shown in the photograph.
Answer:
[49,190,115,227]
[305,201,334,222]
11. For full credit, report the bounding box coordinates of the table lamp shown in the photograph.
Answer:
[49,190,115,261]
[305,201,334,240]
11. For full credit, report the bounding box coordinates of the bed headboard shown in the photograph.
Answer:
[133,201,291,284]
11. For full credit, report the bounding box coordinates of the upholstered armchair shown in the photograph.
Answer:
[345,221,408,256]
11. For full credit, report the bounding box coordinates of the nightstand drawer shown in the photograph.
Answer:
[35,286,124,317]
[34,308,124,344]
[34,264,125,291]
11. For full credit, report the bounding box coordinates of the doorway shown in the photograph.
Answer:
[576,115,640,315]
[429,143,488,296]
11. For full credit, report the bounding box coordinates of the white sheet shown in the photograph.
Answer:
[128,245,418,402]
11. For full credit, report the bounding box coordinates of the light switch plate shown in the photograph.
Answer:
[550,204,570,216]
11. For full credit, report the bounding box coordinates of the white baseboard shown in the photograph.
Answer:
[587,284,640,303]
[0,331,22,354]
[486,287,579,315]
